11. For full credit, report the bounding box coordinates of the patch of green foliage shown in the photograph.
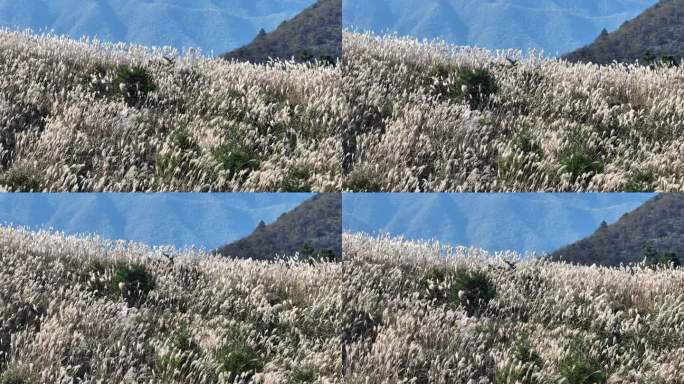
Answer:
[156,325,201,377]
[556,344,606,384]
[288,367,315,383]
[277,166,312,192]
[112,66,157,107]
[154,127,201,182]
[0,368,34,384]
[85,63,157,107]
[421,267,497,316]
[623,170,655,192]
[170,127,200,154]
[449,68,499,110]
[343,168,382,192]
[214,142,260,179]
[496,337,542,384]
[660,251,680,268]
[450,269,497,316]
[0,166,41,192]
[111,263,156,307]
[513,128,542,156]
[557,129,604,182]
[215,341,264,380]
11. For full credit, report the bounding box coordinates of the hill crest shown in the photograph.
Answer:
[565,0,684,64]
[222,0,341,63]
[215,193,341,261]
[551,194,684,266]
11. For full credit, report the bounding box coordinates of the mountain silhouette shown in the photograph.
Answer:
[565,0,684,64]
[551,194,684,266]
[222,0,341,64]
[343,0,656,56]
[215,193,341,261]
[0,0,317,54]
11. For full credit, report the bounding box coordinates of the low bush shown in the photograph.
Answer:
[450,269,497,316]
[215,341,264,380]
[557,347,606,384]
[449,68,499,110]
[0,166,41,192]
[557,129,604,182]
[278,166,312,192]
[214,143,260,179]
[111,263,156,307]
[343,168,382,192]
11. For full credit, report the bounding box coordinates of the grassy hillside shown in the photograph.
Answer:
[222,0,341,64]
[343,31,684,192]
[216,193,342,261]
[551,193,684,266]
[565,0,684,64]
[343,233,684,383]
[0,29,342,192]
[0,226,340,383]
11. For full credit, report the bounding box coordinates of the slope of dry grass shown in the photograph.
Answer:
[0,226,341,383]
[343,233,684,383]
[0,29,342,192]
[343,31,684,192]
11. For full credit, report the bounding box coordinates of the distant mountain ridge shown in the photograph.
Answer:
[216,193,341,261]
[551,194,684,266]
[0,194,310,250]
[222,0,341,63]
[343,194,652,255]
[0,0,316,54]
[343,0,657,55]
[565,0,684,64]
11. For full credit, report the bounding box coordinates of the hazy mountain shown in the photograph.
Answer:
[0,0,315,54]
[216,193,342,261]
[222,0,341,63]
[0,193,311,250]
[565,0,684,64]
[343,0,657,55]
[342,193,653,255]
[551,194,684,266]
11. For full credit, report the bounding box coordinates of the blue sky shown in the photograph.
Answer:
[343,193,655,255]
[0,193,312,251]
[0,0,316,54]
[343,0,657,55]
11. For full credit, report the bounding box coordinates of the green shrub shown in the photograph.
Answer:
[450,270,497,316]
[624,171,655,192]
[289,367,314,383]
[0,368,34,384]
[449,68,499,110]
[170,127,200,154]
[0,167,42,192]
[317,249,336,263]
[557,349,606,384]
[278,166,312,192]
[557,129,604,182]
[343,168,382,192]
[83,259,115,295]
[171,326,200,353]
[111,263,155,306]
[421,266,450,302]
[112,65,157,107]
[342,310,380,343]
[513,129,542,155]
[155,152,182,179]
[214,143,260,179]
[84,63,156,107]
[156,325,200,377]
[496,337,542,384]
[660,251,680,268]
[215,341,263,380]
